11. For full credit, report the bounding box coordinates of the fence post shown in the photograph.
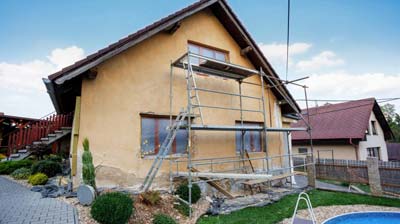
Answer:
[306,155,316,187]
[367,157,383,196]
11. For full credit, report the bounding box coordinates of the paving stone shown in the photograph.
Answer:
[0,177,78,224]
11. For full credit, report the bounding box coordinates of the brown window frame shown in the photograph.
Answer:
[139,113,191,157]
[188,41,230,63]
[235,121,263,153]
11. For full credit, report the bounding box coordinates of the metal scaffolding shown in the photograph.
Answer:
[143,51,313,217]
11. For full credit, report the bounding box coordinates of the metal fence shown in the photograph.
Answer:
[301,157,400,193]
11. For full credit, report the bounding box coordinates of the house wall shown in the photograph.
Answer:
[77,9,287,188]
[292,145,358,160]
[358,112,389,161]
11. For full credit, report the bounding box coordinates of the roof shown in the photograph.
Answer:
[387,143,400,161]
[292,98,393,142]
[44,0,299,114]
[0,113,39,122]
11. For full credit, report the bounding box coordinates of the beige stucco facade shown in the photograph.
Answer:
[74,9,290,188]
[293,111,389,161]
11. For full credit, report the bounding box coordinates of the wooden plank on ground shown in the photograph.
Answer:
[191,168,235,199]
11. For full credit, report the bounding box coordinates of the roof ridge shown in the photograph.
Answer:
[48,0,214,80]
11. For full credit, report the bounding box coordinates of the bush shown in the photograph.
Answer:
[10,167,31,179]
[140,190,161,206]
[175,182,201,204]
[0,153,6,160]
[47,154,62,163]
[82,138,96,189]
[91,192,133,224]
[153,214,177,224]
[31,160,62,177]
[0,160,34,174]
[28,173,48,185]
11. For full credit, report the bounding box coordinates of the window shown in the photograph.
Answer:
[298,148,308,154]
[371,120,378,135]
[367,147,380,160]
[235,122,262,153]
[141,116,188,156]
[188,42,228,65]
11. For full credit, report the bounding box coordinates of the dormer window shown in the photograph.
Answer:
[188,41,229,65]
[371,120,377,135]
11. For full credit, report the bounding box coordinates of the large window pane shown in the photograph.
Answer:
[236,122,262,153]
[141,118,156,155]
[141,117,188,156]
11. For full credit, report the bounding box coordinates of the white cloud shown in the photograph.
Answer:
[0,46,85,93]
[288,72,400,111]
[296,51,344,71]
[47,46,85,70]
[0,46,85,117]
[259,42,312,61]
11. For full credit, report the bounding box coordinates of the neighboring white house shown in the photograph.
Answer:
[291,98,393,161]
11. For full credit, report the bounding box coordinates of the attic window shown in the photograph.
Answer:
[188,42,229,65]
[371,120,377,135]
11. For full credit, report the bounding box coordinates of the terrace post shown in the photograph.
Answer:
[306,155,316,187]
[367,157,383,196]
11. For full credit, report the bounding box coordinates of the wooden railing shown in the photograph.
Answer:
[7,112,73,156]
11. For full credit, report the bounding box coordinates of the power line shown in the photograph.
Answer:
[285,0,291,81]
[295,98,400,103]
[294,98,400,117]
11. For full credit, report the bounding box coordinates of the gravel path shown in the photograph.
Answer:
[280,204,400,224]
[0,176,78,224]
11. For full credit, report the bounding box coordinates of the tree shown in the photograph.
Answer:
[381,103,400,142]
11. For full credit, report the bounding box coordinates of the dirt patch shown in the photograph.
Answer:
[280,204,400,224]
[61,193,210,224]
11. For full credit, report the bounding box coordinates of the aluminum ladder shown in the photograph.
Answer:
[184,55,204,125]
[142,110,188,191]
[291,192,317,224]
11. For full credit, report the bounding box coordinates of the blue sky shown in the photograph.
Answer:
[1,0,399,117]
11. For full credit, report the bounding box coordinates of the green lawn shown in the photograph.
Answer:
[197,190,400,224]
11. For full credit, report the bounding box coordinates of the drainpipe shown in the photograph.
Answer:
[349,138,359,160]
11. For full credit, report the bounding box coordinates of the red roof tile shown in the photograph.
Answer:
[292,98,376,141]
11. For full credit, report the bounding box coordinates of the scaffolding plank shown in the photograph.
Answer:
[175,171,272,179]
[172,52,259,80]
[180,124,307,132]
[191,168,235,199]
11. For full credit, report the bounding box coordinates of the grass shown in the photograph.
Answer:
[197,189,400,224]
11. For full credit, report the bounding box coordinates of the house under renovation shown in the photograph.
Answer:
[39,0,312,202]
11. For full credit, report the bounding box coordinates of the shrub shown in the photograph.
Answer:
[0,153,6,160]
[82,138,96,189]
[28,173,48,185]
[31,160,62,177]
[0,160,34,174]
[47,154,62,163]
[10,167,31,179]
[140,190,161,206]
[175,182,201,204]
[153,214,177,224]
[91,192,133,224]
